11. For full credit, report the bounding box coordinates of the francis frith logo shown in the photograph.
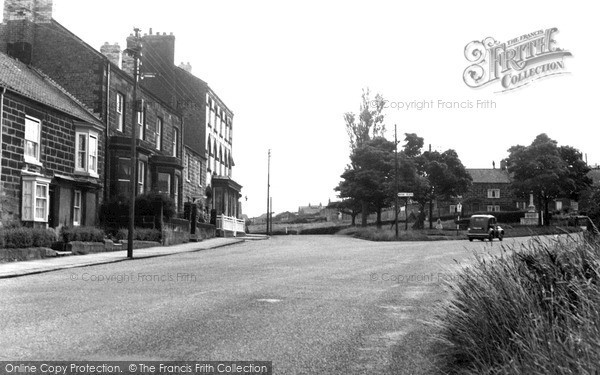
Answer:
[463,28,572,92]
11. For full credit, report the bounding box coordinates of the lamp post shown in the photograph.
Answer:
[266,149,271,235]
[124,28,142,259]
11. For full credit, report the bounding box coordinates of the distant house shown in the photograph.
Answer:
[0,52,104,228]
[298,203,323,216]
[588,167,600,186]
[458,168,524,214]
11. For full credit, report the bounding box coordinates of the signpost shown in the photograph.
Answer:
[456,202,463,235]
[398,193,413,230]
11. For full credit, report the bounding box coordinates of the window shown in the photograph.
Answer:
[117,157,131,192]
[116,93,124,132]
[155,117,163,150]
[73,190,82,226]
[75,130,99,177]
[487,205,500,212]
[24,116,41,164]
[172,128,179,157]
[138,160,146,194]
[157,173,171,194]
[449,205,456,214]
[22,176,50,222]
[186,153,191,181]
[206,103,211,127]
[198,160,202,187]
[137,107,145,140]
[556,201,563,211]
[487,189,500,199]
[174,175,180,211]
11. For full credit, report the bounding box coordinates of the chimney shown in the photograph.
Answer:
[500,160,507,171]
[3,0,53,23]
[100,42,121,68]
[141,30,176,67]
[178,61,192,73]
[492,161,496,169]
[121,34,136,76]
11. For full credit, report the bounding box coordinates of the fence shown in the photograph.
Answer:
[217,215,245,237]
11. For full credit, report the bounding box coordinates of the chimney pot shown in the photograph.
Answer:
[149,28,153,34]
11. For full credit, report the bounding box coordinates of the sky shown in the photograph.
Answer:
[47,0,599,217]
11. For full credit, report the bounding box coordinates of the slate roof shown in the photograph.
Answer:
[0,52,102,126]
[467,169,511,184]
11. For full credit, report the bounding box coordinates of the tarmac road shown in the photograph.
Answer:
[0,235,541,374]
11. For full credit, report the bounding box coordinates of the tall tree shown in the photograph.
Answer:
[344,88,386,152]
[400,134,471,229]
[505,134,591,225]
[336,137,395,227]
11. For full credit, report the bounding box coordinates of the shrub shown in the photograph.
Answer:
[135,192,175,220]
[31,228,57,247]
[115,228,161,242]
[471,210,526,223]
[61,226,105,243]
[437,236,600,374]
[3,227,33,248]
[300,225,349,235]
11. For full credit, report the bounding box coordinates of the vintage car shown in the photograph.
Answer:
[467,214,504,241]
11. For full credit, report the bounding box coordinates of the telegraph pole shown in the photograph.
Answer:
[125,28,142,258]
[394,124,399,240]
[266,149,271,235]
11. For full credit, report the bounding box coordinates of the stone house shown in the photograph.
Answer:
[0,0,185,214]
[0,51,104,228]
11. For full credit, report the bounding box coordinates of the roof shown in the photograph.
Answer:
[588,169,600,185]
[0,52,102,126]
[467,169,511,184]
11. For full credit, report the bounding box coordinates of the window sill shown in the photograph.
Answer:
[74,170,99,179]
[24,157,43,167]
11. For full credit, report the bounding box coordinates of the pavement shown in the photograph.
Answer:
[0,236,267,279]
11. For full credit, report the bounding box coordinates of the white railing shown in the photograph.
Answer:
[217,215,245,236]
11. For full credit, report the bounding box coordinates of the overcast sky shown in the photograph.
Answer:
[51,0,599,217]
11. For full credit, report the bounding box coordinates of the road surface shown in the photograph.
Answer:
[0,235,537,374]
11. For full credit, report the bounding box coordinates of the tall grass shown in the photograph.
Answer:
[436,234,600,374]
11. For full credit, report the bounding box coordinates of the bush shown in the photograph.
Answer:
[0,227,56,248]
[31,228,57,247]
[471,210,526,223]
[60,226,105,243]
[115,228,161,242]
[135,192,176,220]
[300,225,349,235]
[437,236,600,374]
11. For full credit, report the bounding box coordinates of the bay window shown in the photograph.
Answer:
[75,129,99,177]
[22,176,50,222]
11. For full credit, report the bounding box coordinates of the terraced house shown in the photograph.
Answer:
[0,51,104,228]
[0,0,185,215]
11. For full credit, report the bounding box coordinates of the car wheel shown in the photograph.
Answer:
[489,233,494,242]
[499,233,504,241]
[468,237,473,242]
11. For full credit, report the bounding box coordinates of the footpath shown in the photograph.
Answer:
[0,235,267,279]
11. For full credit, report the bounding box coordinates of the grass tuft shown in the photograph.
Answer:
[435,235,600,374]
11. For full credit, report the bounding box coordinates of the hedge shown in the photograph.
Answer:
[0,227,57,248]
[116,228,161,242]
[60,226,105,243]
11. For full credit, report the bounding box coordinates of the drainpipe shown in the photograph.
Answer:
[0,86,6,178]
[104,63,111,202]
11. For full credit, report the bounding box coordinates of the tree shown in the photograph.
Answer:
[400,133,472,229]
[336,137,395,228]
[505,134,591,225]
[344,88,386,152]
[327,198,361,226]
[579,186,600,228]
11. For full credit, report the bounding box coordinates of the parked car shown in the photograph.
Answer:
[467,214,504,241]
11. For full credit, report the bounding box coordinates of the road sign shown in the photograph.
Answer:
[397,192,414,197]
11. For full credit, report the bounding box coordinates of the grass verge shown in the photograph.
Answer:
[435,233,600,374]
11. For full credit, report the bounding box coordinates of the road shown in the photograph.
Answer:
[0,235,535,374]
